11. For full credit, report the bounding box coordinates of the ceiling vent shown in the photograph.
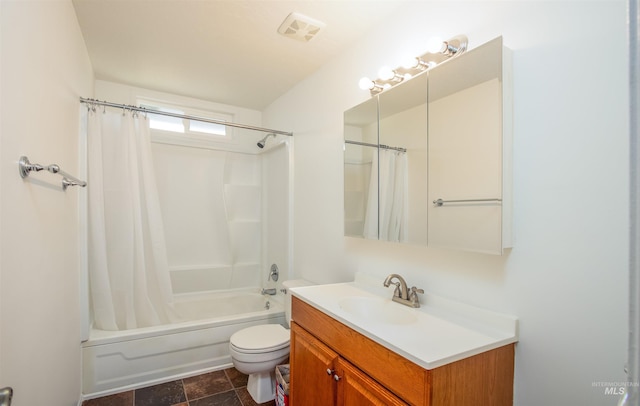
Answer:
[277,12,326,42]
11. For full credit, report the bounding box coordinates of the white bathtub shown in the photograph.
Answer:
[81,290,286,397]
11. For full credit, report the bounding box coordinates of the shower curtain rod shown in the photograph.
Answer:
[345,139,407,153]
[79,97,293,137]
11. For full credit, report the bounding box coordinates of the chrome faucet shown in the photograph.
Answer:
[0,387,12,406]
[261,288,277,295]
[383,273,409,300]
[383,274,424,308]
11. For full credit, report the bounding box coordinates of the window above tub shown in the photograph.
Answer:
[138,98,235,148]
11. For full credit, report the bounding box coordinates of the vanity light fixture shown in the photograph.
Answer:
[426,36,444,53]
[401,56,435,71]
[358,77,385,93]
[378,66,404,82]
[359,34,468,96]
[439,39,466,56]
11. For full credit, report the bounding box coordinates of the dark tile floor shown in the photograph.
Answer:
[82,368,276,406]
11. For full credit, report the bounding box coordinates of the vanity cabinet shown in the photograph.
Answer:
[290,296,515,406]
[335,357,407,405]
[291,322,405,405]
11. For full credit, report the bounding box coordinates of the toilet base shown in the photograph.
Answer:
[247,370,276,403]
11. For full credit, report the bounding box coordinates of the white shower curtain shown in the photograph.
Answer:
[363,151,379,240]
[87,109,178,330]
[363,148,408,242]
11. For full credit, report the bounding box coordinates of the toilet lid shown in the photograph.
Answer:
[230,324,290,352]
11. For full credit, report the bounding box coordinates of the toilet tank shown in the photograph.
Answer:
[282,279,314,325]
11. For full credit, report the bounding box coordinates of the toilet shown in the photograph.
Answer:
[229,279,312,403]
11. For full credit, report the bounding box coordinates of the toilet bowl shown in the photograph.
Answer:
[229,279,312,404]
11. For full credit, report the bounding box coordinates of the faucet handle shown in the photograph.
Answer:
[409,286,424,306]
[267,264,279,282]
[392,282,402,298]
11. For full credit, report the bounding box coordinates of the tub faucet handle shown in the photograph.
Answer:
[267,264,279,282]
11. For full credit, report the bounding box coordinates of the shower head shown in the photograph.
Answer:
[257,133,276,148]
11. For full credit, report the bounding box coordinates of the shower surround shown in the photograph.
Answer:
[81,86,293,398]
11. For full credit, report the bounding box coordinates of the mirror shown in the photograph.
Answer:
[344,97,378,239]
[344,36,510,254]
[378,73,428,244]
[344,73,427,244]
[427,36,511,254]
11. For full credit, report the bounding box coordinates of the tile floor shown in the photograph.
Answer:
[81,368,276,406]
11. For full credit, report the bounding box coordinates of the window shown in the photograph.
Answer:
[145,105,185,133]
[139,99,234,143]
[189,120,226,136]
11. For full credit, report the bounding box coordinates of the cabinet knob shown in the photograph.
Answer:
[334,374,341,381]
[326,369,334,376]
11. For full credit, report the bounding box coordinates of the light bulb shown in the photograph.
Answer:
[401,56,421,70]
[427,36,445,54]
[378,66,396,81]
[359,77,375,90]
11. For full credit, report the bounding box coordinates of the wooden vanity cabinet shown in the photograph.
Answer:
[291,322,406,406]
[335,357,407,405]
[290,296,515,406]
[290,323,338,405]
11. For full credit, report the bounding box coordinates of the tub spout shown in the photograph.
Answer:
[261,288,277,295]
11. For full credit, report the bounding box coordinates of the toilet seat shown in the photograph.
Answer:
[230,324,290,354]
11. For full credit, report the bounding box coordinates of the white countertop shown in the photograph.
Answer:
[290,274,518,370]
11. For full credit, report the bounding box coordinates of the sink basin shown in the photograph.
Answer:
[338,296,418,325]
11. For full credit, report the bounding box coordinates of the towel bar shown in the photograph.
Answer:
[433,198,502,207]
[18,156,86,190]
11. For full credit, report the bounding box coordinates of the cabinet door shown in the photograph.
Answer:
[290,322,339,406]
[427,36,510,255]
[335,358,407,406]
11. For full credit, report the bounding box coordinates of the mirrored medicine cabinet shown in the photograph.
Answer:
[344,36,512,255]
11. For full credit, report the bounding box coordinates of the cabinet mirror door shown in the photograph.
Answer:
[427,36,510,254]
[344,97,378,239]
[344,36,510,253]
[378,73,428,244]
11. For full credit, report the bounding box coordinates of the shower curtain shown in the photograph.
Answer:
[87,109,178,330]
[363,148,408,242]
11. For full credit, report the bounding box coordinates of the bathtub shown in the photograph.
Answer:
[81,290,286,397]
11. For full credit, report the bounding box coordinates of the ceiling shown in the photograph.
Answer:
[72,0,406,111]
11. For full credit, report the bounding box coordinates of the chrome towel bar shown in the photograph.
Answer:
[0,387,12,406]
[19,156,87,190]
[433,198,502,207]
[344,139,407,153]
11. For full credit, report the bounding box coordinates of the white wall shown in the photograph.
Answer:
[264,1,629,405]
[0,1,93,405]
